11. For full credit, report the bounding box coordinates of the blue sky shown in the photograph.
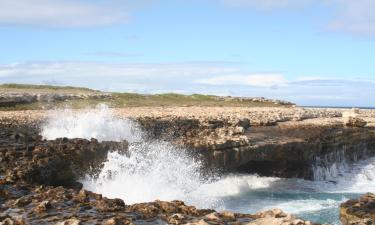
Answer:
[0,0,375,106]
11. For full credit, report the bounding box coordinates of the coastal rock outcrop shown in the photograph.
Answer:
[0,122,325,225]
[340,193,375,225]
[138,114,375,179]
[346,117,367,128]
[0,181,322,225]
[0,125,128,187]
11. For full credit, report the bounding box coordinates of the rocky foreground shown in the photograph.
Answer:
[0,122,323,225]
[0,106,375,224]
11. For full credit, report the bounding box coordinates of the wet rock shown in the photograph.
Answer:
[0,216,27,225]
[168,213,186,225]
[101,217,134,225]
[55,218,82,225]
[184,220,210,225]
[95,198,125,212]
[248,209,315,225]
[340,193,375,225]
[34,200,51,213]
[13,196,31,207]
[204,212,221,222]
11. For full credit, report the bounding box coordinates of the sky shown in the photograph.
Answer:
[0,0,375,107]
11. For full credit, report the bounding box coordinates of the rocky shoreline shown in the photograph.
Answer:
[0,106,375,224]
[0,123,323,225]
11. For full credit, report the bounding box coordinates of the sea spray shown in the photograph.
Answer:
[41,104,142,143]
[40,105,278,209]
[40,105,375,224]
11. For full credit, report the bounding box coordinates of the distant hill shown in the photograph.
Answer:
[0,83,295,110]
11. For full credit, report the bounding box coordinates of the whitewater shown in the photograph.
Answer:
[41,105,375,225]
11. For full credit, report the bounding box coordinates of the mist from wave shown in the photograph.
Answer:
[40,105,279,209]
[40,105,375,224]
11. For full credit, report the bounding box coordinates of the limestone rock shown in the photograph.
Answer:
[34,200,51,214]
[340,193,375,225]
[55,218,82,225]
[346,117,367,127]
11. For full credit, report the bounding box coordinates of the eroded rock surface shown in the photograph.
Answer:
[0,124,128,187]
[340,193,375,225]
[0,124,322,225]
[1,107,375,180]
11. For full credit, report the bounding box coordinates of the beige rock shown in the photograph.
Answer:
[345,117,367,127]
[34,200,51,214]
[204,212,221,221]
[220,211,236,221]
[183,219,210,225]
[55,218,81,225]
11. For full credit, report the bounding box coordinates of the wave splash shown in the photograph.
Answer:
[40,105,375,223]
[40,105,278,209]
[41,104,142,143]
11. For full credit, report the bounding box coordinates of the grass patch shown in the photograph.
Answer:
[0,84,293,110]
[0,83,98,94]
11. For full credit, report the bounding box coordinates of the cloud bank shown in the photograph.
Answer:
[0,0,129,27]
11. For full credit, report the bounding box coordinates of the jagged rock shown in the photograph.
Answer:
[0,216,27,225]
[34,200,51,213]
[101,217,133,225]
[0,126,128,187]
[184,220,210,225]
[248,209,315,225]
[168,214,186,225]
[55,218,82,225]
[95,198,125,212]
[346,117,367,128]
[340,193,375,225]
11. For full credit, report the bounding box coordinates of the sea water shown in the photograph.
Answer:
[41,105,375,225]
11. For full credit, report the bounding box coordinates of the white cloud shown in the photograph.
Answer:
[220,0,312,10]
[1,61,374,106]
[195,74,287,87]
[87,51,142,58]
[0,61,242,91]
[219,0,375,36]
[0,0,129,27]
[327,0,375,36]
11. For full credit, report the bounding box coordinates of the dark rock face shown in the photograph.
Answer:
[226,126,375,179]
[340,193,375,225]
[137,117,375,179]
[0,125,128,187]
[0,123,322,225]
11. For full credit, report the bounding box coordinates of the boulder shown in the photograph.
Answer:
[340,193,375,225]
[346,117,367,128]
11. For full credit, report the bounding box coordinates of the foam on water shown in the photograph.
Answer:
[40,105,375,224]
[41,105,278,208]
[270,198,342,214]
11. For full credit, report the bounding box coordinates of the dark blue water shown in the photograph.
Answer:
[221,184,360,224]
[215,157,375,225]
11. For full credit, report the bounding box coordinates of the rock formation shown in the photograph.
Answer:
[0,123,323,225]
[340,193,375,225]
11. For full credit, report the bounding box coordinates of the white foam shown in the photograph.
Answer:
[40,104,375,220]
[268,198,344,214]
[41,104,142,143]
[193,175,280,198]
[41,105,279,209]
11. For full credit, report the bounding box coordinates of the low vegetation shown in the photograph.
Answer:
[0,83,293,110]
